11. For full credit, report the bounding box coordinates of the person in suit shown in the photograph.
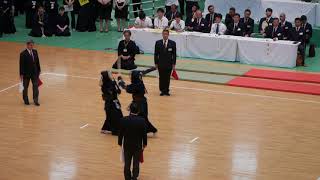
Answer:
[226,13,244,36]
[210,13,226,35]
[112,30,138,70]
[169,13,185,32]
[118,102,147,180]
[189,10,208,32]
[19,40,41,106]
[55,7,71,36]
[264,17,283,40]
[165,4,179,25]
[259,8,273,34]
[290,17,305,65]
[185,4,198,28]
[240,9,254,37]
[205,5,216,31]
[279,13,292,40]
[154,29,176,96]
[100,70,123,135]
[118,70,158,134]
[185,0,199,19]
[301,15,312,44]
[225,7,235,28]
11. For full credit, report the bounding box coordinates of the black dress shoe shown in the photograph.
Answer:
[165,93,171,96]
[34,102,40,106]
[160,93,165,96]
[24,101,30,105]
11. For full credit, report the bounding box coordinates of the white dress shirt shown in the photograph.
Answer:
[165,0,179,6]
[210,22,227,35]
[169,20,185,31]
[154,16,169,29]
[134,17,153,28]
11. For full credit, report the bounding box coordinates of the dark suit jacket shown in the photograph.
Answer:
[280,21,292,40]
[303,22,312,43]
[154,39,176,69]
[226,22,245,36]
[225,13,233,27]
[165,10,179,23]
[205,13,217,29]
[258,17,274,32]
[290,27,305,43]
[118,115,147,150]
[240,17,254,36]
[265,26,283,40]
[190,18,208,32]
[19,49,41,77]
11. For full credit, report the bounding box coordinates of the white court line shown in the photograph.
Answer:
[80,123,89,129]
[189,137,199,143]
[0,83,21,93]
[1,72,320,105]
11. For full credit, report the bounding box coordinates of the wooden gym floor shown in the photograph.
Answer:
[0,42,320,180]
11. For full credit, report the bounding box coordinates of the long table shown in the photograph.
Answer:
[129,28,300,68]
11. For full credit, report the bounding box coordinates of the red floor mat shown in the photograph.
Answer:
[244,69,320,84]
[228,77,320,95]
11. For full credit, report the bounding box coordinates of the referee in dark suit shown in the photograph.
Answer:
[19,40,41,106]
[154,29,176,96]
[118,102,147,180]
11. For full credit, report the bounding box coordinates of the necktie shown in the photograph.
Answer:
[216,23,219,34]
[164,40,167,48]
[30,51,34,62]
[210,14,212,23]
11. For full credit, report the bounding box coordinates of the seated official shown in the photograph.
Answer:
[301,15,313,44]
[240,9,254,37]
[134,11,153,28]
[112,30,138,70]
[29,6,52,37]
[259,8,274,34]
[169,13,185,32]
[226,13,244,36]
[225,7,236,27]
[185,4,199,26]
[279,13,292,40]
[187,10,208,33]
[154,8,169,29]
[56,7,71,36]
[165,4,180,25]
[205,5,217,30]
[264,18,283,40]
[210,13,226,35]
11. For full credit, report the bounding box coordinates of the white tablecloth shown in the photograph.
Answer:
[236,37,299,68]
[130,29,238,62]
[204,0,320,27]
[129,28,299,68]
[183,32,237,61]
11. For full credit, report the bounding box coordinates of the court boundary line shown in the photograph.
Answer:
[1,72,320,105]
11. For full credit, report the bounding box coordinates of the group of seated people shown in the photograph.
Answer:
[133,5,313,46]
